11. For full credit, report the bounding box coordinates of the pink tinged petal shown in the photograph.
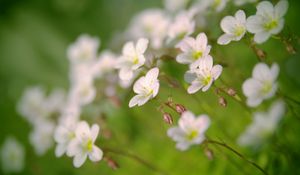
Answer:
[133,77,146,94]
[252,63,272,81]
[275,0,288,18]
[176,53,193,64]
[136,38,149,54]
[73,153,88,168]
[195,33,208,51]
[176,142,191,151]
[122,42,135,56]
[88,146,103,162]
[247,97,263,107]
[119,68,133,80]
[55,143,67,157]
[201,55,213,70]
[152,82,160,97]
[221,16,237,34]
[256,1,274,16]
[235,10,246,23]
[179,111,196,132]
[54,126,68,143]
[167,127,185,142]
[270,63,280,82]
[66,139,81,157]
[90,124,99,142]
[129,95,142,108]
[254,31,271,44]
[202,79,213,92]
[246,16,264,33]
[195,115,211,134]
[217,34,233,45]
[211,65,223,80]
[187,81,203,94]
[145,67,159,81]
[176,37,195,52]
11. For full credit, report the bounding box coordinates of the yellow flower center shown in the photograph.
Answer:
[261,82,272,95]
[85,139,93,152]
[133,55,139,65]
[192,51,203,60]
[264,20,278,31]
[202,76,212,86]
[234,26,245,37]
[186,130,199,141]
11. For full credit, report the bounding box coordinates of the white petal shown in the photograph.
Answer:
[235,10,246,23]
[75,121,90,138]
[129,95,141,108]
[73,153,88,168]
[254,32,271,44]
[195,33,207,50]
[66,139,81,157]
[246,16,264,34]
[152,82,160,97]
[55,143,67,157]
[256,1,274,16]
[54,126,67,143]
[176,142,190,151]
[145,67,159,81]
[242,78,262,97]
[136,38,149,54]
[195,115,211,134]
[122,42,135,56]
[269,18,284,35]
[270,63,280,82]
[275,0,288,18]
[201,55,213,70]
[221,16,237,34]
[176,53,192,64]
[133,77,146,94]
[119,68,133,80]
[167,127,185,141]
[90,124,99,142]
[252,63,272,81]
[217,34,233,45]
[176,37,195,52]
[202,79,213,92]
[179,111,196,132]
[187,82,203,94]
[88,146,103,162]
[247,97,263,107]
[211,65,223,80]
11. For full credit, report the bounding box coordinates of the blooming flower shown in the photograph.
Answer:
[218,10,247,45]
[176,33,211,67]
[242,63,279,107]
[67,34,100,64]
[246,0,289,44]
[92,50,117,78]
[67,121,103,168]
[184,56,222,93]
[116,38,149,80]
[164,0,189,12]
[238,100,285,147]
[29,119,55,156]
[129,67,159,108]
[1,137,25,173]
[69,76,96,106]
[54,116,78,157]
[167,111,210,151]
[234,0,257,6]
[198,0,228,12]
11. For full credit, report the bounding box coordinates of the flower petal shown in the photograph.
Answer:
[88,146,103,162]
[55,143,67,157]
[254,31,271,44]
[90,124,99,142]
[122,42,135,56]
[136,38,149,54]
[217,34,233,45]
[275,0,288,18]
[221,16,237,34]
[211,65,223,80]
[73,153,87,168]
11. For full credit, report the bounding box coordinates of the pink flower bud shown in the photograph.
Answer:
[163,113,173,124]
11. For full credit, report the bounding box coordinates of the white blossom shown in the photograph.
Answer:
[238,100,285,147]
[234,0,257,6]
[116,38,149,80]
[246,0,289,44]
[197,0,228,12]
[1,137,25,173]
[176,33,211,68]
[67,34,100,64]
[167,111,210,151]
[242,63,279,107]
[67,121,103,168]
[69,76,96,106]
[184,56,222,93]
[164,0,189,12]
[218,10,247,45]
[29,119,55,156]
[129,67,159,108]
[92,50,117,78]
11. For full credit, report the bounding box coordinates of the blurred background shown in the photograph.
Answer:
[1,0,300,174]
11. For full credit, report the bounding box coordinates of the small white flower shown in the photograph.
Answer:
[167,111,210,151]
[238,100,285,147]
[176,33,211,67]
[116,38,149,80]
[67,34,100,64]
[29,119,55,156]
[69,77,96,106]
[246,0,289,44]
[184,56,222,93]
[67,121,103,168]
[167,12,195,42]
[218,10,247,45]
[242,63,279,107]
[164,0,189,12]
[234,0,257,6]
[129,67,160,108]
[92,50,117,78]
[45,88,66,114]
[54,116,78,157]
[1,137,25,173]
[198,0,228,12]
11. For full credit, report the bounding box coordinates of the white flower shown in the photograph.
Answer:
[167,111,210,151]
[69,77,96,106]
[1,137,25,173]
[92,50,117,78]
[234,0,257,6]
[176,33,211,67]
[129,67,160,108]
[67,121,103,168]
[164,0,189,12]
[54,116,78,157]
[242,63,279,107]
[246,0,289,44]
[45,88,66,114]
[198,0,228,12]
[218,10,247,45]
[238,100,285,147]
[116,38,149,80]
[127,9,170,49]
[167,12,195,42]
[29,119,55,156]
[184,56,222,93]
[67,34,100,64]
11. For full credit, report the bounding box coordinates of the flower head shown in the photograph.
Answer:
[129,67,160,107]
[116,38,149,80]
[176,33,211,67]
[246,0,289,43]
[242,63,279,107]
[67,121,103,168]
[218,10,247,45]
[167,111,210,151]
[1,137,25,173]
[184,56,222,93]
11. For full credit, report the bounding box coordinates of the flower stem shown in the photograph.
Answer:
[103,148,169,175]
[205,139,268,175]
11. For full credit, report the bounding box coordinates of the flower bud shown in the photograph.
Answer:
[204,148,214,160]
[256,48,266,60]
[104,157,119,170]
[175,104,186,114]
[218,97,227,107]
[163,113,173,124]
[227,88,236,96]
